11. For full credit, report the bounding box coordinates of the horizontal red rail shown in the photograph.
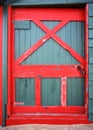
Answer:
[13,106,85,114]
[14,8,85,21]
[14,65,84,78]
[6,114,92,126]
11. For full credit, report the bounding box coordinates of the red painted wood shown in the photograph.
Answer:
[52,34,85,65]
[14,65,84,78]
[15,19,85,65]
[85,4,88,115]
[0,6,2,125]
[35,77,41,106]
[7,6,88,125]
[9,114,88,119]
[15,34,50,65]
[7,6,13,116]
[6,114,93,126]
[15,20,69,65]
[14,8,85,21]
[61,78,67,106]
[33,19,85,65]
[13,106,85,114]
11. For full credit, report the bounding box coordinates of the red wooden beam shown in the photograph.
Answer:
[13,65,84,78]
[7,6,13,117]
[33,20,85,65]
[61,78,67,106]
[15,34,50,65]
[0,6,2,125]
[15,20,69,65]
[85,4,88,115]
[14,8,85,21]
[15,19,85,66]
[6,115,93,126]
[8,113,87,119]
[13,106,85,114]
[52,34,85,65]
[35,77,41,106]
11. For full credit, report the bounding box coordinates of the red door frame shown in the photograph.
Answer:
[0,6,3,125]
[6,5,91,125]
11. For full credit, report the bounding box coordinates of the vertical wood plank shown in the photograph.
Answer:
[61,77,67,106]
[35,77,41,106]
[7,6,13,116]
[85,4,88,115]
[0,6,2,125]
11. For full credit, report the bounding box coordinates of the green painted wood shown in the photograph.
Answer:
[89,4,93,16]
[67,78,84,106]
[5,0,93,5]
[89,98,93,120]
[22,21,82,65]
[89,39,93,47]
[89,30,93,39]
[68,0,93,3]
[15,20,85,107]
[89,64,93,73]
[14,21,30,29]
[57,22,84,58]
[89,18,93,29]
[89,87,93,98]
[41,78,61,106]
[89,113,93,121]
[2,6,8,126]
[16,78,35,106]
[89,48,93,63]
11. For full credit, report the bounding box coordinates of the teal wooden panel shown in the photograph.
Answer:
[89,48,93,63]
[5,0,93,5]
[68,0,93,3]
[89,80,93,87]
[89,18,93,29]
[89,99,93,113]
[89,87,93,98]
[89,30,93,38]
[89,113,93,121]
[89,39,93,47]
[67,78,84,106]
[89,4,93,16]
[15,21,45,60]
[22,21,85,65]
[2,6,8,126]
[14,21,30,29]
[89,64,93,73]
[41,78,61,106]
[89,73,93,81]
[16,78,35,106]
[57,22,84,57]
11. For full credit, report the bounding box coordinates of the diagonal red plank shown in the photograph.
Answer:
[15,19,85,65]
[33,19,69,36]
[15,20,68,65]
[33,20,85,65]
[52,34,85,65]
[15,34,50,65]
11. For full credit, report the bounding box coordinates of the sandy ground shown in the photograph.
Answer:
[0,124,93,130]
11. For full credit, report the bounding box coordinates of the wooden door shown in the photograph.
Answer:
[7,6,89,125]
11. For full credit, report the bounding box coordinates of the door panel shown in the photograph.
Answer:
[15,78,35,106]
[41,78,61,106]
[7,7,87,117]
[67,78,84,106]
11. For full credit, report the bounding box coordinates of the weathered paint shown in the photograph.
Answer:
[4,0,93,5]
[6,6,89,125]
[88,3,93,121]
[0,6,3,125]
[2,6,8,126]
[1,0,93,126]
